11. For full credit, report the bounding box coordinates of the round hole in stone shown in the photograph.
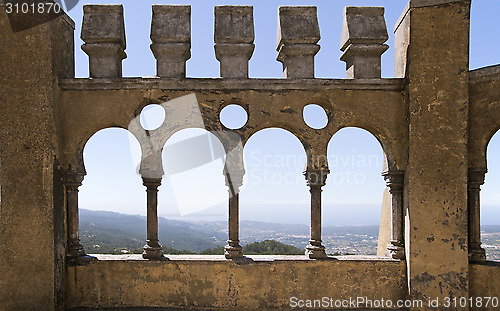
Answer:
[140,104,165,131]
[219,104,248,129]
[303,104,328,129]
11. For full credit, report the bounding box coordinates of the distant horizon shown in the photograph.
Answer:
[80,205,500,227]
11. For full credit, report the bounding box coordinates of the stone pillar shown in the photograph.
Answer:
[395,1,472,307]
[151,5,191,78]
[81,5,126,78]
[382,170,405,260]
[468,168,486,262]
[304,168,329,259]
[214,6,254,79]
[340,7,389,79]
[224,169,244,259]
[65,171,95,264]
[276,6,320,79]
[142,178,165,260]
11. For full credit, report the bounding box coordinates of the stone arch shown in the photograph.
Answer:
[244,125,306,153]
[239,127,309,236]
[323,127,388,256]
[159,127,228,219]
[79,127,143,214]
[328,125,390,171]
[483,125,500,170]
[77,125,142,175]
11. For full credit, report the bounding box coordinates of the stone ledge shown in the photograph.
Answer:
[89,254,402,263]
[59,77,405,91]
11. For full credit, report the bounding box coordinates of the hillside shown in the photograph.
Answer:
[80,209,225,253]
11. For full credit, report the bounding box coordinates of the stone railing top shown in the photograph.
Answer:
[59,77,406,91]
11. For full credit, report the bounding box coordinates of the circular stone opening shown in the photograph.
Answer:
[140,104,165,130]
[219,104,248,129]
[303,104,328,129]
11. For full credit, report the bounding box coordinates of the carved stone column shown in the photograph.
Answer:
[468,168,486,262]
[224,169,244,259]
[382,170,405,259]
[142,178,165,260]
[304,168,329,259]
[65,171,95,264]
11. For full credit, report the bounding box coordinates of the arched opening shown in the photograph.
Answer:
[323,127,386,256]
[158,128,228,254]
[482,130,500,261]
[239,128,309,255]
[79,128,144,254]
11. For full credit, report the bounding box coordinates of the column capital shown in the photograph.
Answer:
[64,171,85,189]
[142,177,162,188]
[304,168,329,188]
[382,169,405,190]
[224,169,245,191]
[468,167,486,187]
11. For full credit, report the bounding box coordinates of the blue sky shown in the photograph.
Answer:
[68,1,500,225]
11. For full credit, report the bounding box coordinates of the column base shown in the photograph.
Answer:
[224,241,243,259]
[68,255,97,266]
[306,241,327,259]
[386,241,405,260]
[67,244,97,265]
[469,247,486,262]
[67,243,86,258]
[142,242,165,260]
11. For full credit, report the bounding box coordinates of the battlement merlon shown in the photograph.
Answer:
[276,6,320,79]
[340,7,389,79]
[215,5,255,79]
[151,5,191,78]
[81,4,126,78]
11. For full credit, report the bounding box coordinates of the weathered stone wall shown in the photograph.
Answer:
[396,1,472,306]
[469,263,500,310]
[0,8,74,311]
[65,256,406,310]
